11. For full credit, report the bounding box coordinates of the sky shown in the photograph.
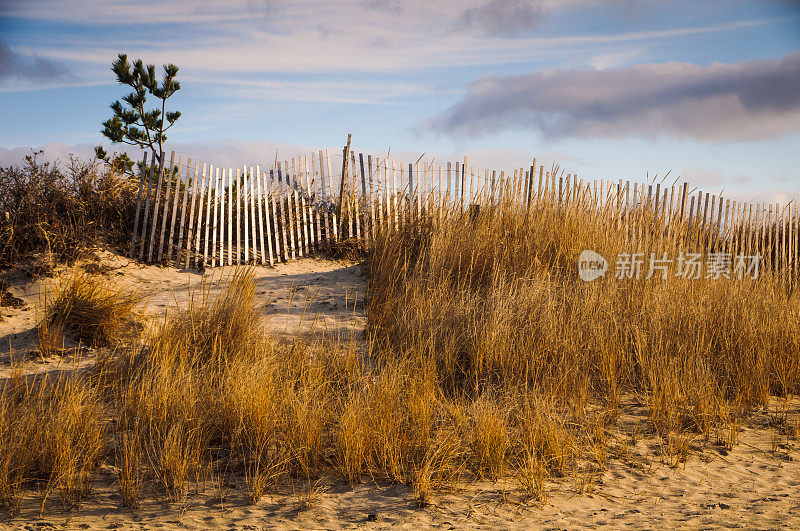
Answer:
[1,0,799,202]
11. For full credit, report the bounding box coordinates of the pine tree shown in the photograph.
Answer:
[100,53,181,167]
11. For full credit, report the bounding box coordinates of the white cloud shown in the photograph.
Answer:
[430,52,800,142]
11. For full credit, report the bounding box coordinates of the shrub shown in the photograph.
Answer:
[0,152,139,266]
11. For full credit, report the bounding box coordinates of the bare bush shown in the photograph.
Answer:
[0,152,138,266]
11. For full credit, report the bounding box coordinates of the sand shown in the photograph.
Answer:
[1,252,799,529]
[0,251,366,380]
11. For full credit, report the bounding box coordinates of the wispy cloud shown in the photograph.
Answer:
[0,0,254,25]
[430,52,800,142]
[195,77,427,104]
[5,0,775,77]
[459,0,544,36]
[23,18,772,81]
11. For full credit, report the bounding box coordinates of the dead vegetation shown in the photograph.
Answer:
[0,152,138,268]
[0,189,799,516]
[38,270,142,355]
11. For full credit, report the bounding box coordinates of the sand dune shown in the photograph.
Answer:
[1,253,799,529]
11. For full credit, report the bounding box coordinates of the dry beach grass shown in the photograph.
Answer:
[0,191,799,528]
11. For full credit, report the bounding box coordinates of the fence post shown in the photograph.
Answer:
[414,160,425,221]
[526,158,536,208]
[446,162,452,212]
[325,150,338,242]
[375,157,383,235]
[283,161,297,259]
[337,135,352,238]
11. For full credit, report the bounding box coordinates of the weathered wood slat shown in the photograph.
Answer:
[130,152,148,258]
[301,156,313,253]
[348,152,357,239]
[210,167,219,268]
[184,161,199,268]
[158,152,177,262]
[236,167,242,264]
[276,165,289,262]
[259,166,274,266]
[326,149,338,242]
[392,160,399,231]
[368,155,376,241]
[197,164,210,267]
[138,159,155,261]
[283,160,297,259]
[254,165,267,265]
[306,155,318,250]
[164,155,183,261]
[292,159,303,257]
[148,154,167,262]
[175,158,192,264]
[242,166,249,263]
[407,163,414,225]
[248,166,258,263]
[269,168,281,262]
[295,158,309,256]
[226,168,232,265]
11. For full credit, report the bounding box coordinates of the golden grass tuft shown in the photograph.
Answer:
[38,269,141,353]
[0,371,105,513]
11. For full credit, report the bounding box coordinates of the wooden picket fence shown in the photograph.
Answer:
[128,146,800,282]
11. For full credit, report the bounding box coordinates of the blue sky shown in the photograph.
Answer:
[1,0,799,202]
